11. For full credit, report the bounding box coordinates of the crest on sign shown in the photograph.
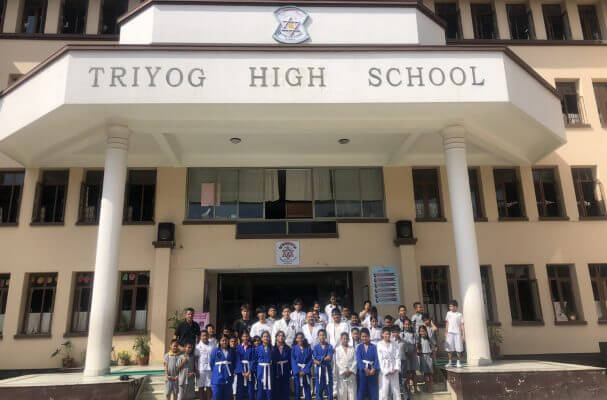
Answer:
[273,6,310,44]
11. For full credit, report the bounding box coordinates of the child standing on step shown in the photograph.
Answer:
[211,335,236,400]
[417,325,435,393]
[312,329,334,400]
[178,342,198,400]
[445,300,465,368]
[196,329,214,400]
[165,339,181,400]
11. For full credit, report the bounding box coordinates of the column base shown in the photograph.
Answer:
[83,366,110,377]
[465,357,493,367]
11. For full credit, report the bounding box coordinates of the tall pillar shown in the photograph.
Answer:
[84,125,131,377]
[441,126,491,366]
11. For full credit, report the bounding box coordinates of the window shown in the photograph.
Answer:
[0,171,25,224]
[543,4,571,40]
[480,266,498,322]
[468,168,485,219]
[60,0,87,34]
[589,264,607,320]
[435,2,461,39]
[556,82,585,125]
[594,82,607,126]
[117,271,149,332]
[471,3,497,39]
[493,168,525,218]
[124,170,156,223]
[32,170,69,224]
[22,273,57,335]
[185,167,385,221]
[579,5,602,40]
[20,0,47,33]
[506,265,542,323]
[78,170,103,224]
[0,0,6,33]
[413,168,443,220]
[533,168,564,218]
[70,272,93,333]
[0,274,9,334]
[547,265,581,322]
[571,167,606,218]
[421,266,451,323]
[100,0,127,34]
[507,4,534,39]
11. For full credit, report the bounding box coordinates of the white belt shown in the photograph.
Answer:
[317,362,330,385]
[362,360,374,369]
[216,360,232,377]
[277,360,289,376]
[297,363,310,387]
[241,360,251,386]
[258,362,272,390]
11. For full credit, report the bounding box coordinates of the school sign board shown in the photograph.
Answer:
[370,266,401,305]
[275,240,300,265]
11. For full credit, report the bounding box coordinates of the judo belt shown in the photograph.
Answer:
[216,361,232,377]
[277,360,289,377]
[297,363,311,388]
[258,362,272,390]
[241,360,251,387]
[362,360,374,370]
[317,363,330,385]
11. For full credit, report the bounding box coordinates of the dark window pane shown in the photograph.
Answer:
[121,289,133,311]
[494,169,523,218]
[21,0,47,33]
[435,2,461,39]
[42,289,54,313]
[468,168,484,219]
[413,169,442,219]
[61,0,87,34]
[507,4,533,39]
[471,3,496,39]
[100,0,127,34]
[543,4,570,40]
[0,171,24,223]
[29,289,43,312]
[594,83,607,126]
[137,272,149,285]
[135,287,148,310]
[579,5,602,40]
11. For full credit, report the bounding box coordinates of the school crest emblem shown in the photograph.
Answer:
[273,6,310,44]
[275,240,300,265]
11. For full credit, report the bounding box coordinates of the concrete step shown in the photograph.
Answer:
[411,391,452,400]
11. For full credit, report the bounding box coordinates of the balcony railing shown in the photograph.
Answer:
[562,95,588,126]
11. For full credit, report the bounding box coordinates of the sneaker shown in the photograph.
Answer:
[445,361,453,368]
[456,360,463,368]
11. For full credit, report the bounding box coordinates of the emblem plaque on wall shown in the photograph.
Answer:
[273,6,310,44]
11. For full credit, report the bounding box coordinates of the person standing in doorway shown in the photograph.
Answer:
[324,293,342,320]
[174,308,201,349]
[272,305,298,346]
[250,307,273,339]
[233,304,253,337]
[444,300,465,368]
[291,298,307,332]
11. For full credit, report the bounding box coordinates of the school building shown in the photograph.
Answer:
[0,0,606,376]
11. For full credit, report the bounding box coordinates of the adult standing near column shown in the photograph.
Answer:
[174,307,201,348]
[232,304,253,337]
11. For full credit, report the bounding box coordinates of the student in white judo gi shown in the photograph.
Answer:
[302,311,321,348]
[272,305,298,346]
[250,307,273,339]
[334,332,357,400]
[377,327,401,400]
[195,329,215,400]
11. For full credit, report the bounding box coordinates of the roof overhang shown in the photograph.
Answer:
[0,44,566,168]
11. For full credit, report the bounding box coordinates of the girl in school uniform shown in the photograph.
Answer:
[356,328,380,400]
[236,331,255,400]
[165,339,181,400]
[178,342,198,400]
[210,336,237,400]
[368,316,382,345]
[255,330,274,400]
[312,329,334,400]
[335,332,357,400]
[417,325,435,393]
[272,331,291,400]
[401,319,418,394]
[291,332,313,400]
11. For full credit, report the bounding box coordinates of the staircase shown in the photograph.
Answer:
[137,375,166,400]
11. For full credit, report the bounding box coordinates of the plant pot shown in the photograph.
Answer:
[136,355,149,366]
[118,358,130,366]
[62,357,75,369]
[490,344,501,359]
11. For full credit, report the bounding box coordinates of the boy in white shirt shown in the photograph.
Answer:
[195,329,214,400]
[266,305,278,330]
[250,307,273,339]
[272,304,298,346]
[444,300,465,368]
[290,298,307,331]
[326,308,350,348]
[377,327,401,400]
[313,300,329,326]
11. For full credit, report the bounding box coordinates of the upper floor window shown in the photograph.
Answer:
[506,265,543,323]
[0,170,25,224]
[20,0,47,33]
[547,265,581,323]
[589,264,607,321]
[471,3,497,39]
[32,170,69,224]
[571,167,606,218]
[435,2,462,39]
[22,273,57,335]
[542,4,571,40]
[100,0,127,34]
[579,5,602,40]
[117,271,149,333]
[125,170,156,223]
[506,3,535,39]
[70,272,93,333]
[593,82,607,126]
[60,0,88,34]
[0,0,6,33]
[0,274,9,334]
[78,170,103,224]
[493,168,525,219]
[532,167,565,218]
[413,168,443,220]
[555,81,586,125]
[468,167,485,220]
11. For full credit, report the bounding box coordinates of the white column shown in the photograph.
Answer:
[442,126,492,366]
[84,125,131,377]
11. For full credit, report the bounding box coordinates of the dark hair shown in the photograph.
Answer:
[170,339,179,345]
[253,335,261,342]
[370,306,378,317]
[317,329,327,336]
[200,328,208,335]
[340,332,350,339]
[293,298,303,305]
[398,305,406,311]
[381,327,391,334]
[351,327,360,333]
[331,308,342,315]
[417,325,429,341]
[413,302,421,308]
[222,326,231,332]
[268,304,277,311]
[313,300,321,306]
[240,330,250,339]
[295,332,309,347]
[421,313,431,321]
[282,304,291,312]
[206,323,214,329]
[384,315,394,322]
[256,306,266,315]
[363,300,371,307]
[240,304,250,311]
[360,328,370,336]
[329,292,337,298]
[184,307,195,314]
[275,330,286,340]
[449,300,458,307]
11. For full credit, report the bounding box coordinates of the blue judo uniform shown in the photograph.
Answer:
[210,347,236,400]
[254,344,273,400]
[356,343,380,400]
[236,342,255,400]
[272,344,291,400]
[312,343,334,400]
[291,344,313,400]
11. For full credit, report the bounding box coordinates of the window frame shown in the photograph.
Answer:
[31,170,69,225]
[68,272,94,334]
[412,167,445,221]
[20,0,48,34]
[546,264,583,324]
[99,0,128,35]
[468,167,486,221]
[480,265,499,323]
[506,3,535,40]
[542,3,571,40]
[420,265,452,325]
[0,170,25,225]
[571,166,607,219]
[578,4,602,40]
[592,81,607,127]
[0,274,9,335]
[555,81,586,126]
[493,167,527,220]
[116,271,150,333]
[124,169,156,224]
[0,0,6,34]
[506,264,543,325]
[470,2,498,39]
[21,273,58,336]
[589,264,607,322]
[532,166,566,219]
[77,170,103,225]
[59,0,88,34]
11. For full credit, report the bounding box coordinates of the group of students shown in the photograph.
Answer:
[166,296,465,400]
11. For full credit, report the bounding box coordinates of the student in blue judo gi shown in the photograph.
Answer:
[272,330,291,400]
[312,329,334,400]
[210,335,237,400]
[255,330,274,400]
[356,328,380,400]
[291,332,313,400]
[236,331,255,400]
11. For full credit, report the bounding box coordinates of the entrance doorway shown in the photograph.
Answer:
[216,271,353,331]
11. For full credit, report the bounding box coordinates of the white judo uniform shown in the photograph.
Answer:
[334,345,357,400]
[377,340,401,400]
